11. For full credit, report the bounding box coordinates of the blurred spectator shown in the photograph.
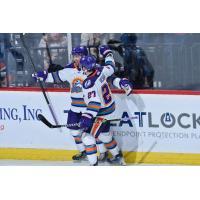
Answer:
[81,33,101,46]
[0,51,7,86]
[80,33,121,58]
[80,33,101,59]
[107,39,124,77]
[0,34,22,86]
[121,33,154,89]
[100,33,121,45]
[0,59,14,87]
[38,33,68,69]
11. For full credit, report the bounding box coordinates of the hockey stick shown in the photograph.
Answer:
[20,34,60,127]
[42,33,53,65]
[38,113,137,129]
[137,141,157,164]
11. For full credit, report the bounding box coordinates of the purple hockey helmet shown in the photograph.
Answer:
[72,46,88,56]
[80,55,96,71]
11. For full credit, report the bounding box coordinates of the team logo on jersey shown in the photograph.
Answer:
[84,79,92,88]
[71,77,83,93]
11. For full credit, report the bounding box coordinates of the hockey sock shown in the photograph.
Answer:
[104,137,120,157]
[70,130,85,152]
[85,144,98,165]
[73,135,85,152]
[96,138,107,154]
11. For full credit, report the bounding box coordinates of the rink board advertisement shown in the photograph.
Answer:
[0,88,200,165]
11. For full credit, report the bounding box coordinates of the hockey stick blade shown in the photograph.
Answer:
[38,114,62,128]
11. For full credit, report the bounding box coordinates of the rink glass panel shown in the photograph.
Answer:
[0,33,200,90]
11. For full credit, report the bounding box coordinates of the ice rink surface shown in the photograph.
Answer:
[0,160,144,166]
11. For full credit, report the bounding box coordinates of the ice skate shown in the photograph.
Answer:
[72,151,87,161]
[107,151,126,166]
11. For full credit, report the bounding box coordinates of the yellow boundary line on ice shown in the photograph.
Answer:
[0,148,200,165]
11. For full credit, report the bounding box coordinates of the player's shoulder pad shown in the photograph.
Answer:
[83,69,102,89]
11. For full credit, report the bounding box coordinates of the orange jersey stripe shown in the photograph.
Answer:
[85,147,97,152]
[72,101,86,105]
[105,140,117,148]
[74,137,81,141]
[88,105,101,109]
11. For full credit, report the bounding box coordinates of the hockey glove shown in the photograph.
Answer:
[119,78,133,96]
[99,45,112,58]
[79,115,93,131]
[32,70,48,82]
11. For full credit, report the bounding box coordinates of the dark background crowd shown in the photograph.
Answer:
[0,33,200,90]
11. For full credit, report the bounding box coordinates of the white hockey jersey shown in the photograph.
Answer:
[82,60,116,120]
[45,55,122,114]
[46,63,87,113]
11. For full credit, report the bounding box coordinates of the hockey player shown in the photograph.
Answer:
[79,47,126,166]
[33,46,96,161]
[32,45,132,163]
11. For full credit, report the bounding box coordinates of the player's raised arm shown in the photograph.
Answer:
[108,75,133,96]
[99,45,115,77]
[32,46,89,84]
[99,45,133,96]
[32,63,74,83]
